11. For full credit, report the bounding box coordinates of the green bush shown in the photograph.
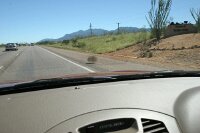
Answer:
[71,38,78,44]
[62,40,70,45]
[139,51,153,58]
[72,42,86,48]
[112,37,117,41]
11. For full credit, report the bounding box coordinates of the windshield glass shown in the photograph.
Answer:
[0,0,199,84]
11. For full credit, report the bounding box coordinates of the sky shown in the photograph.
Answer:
[0,0,199,43]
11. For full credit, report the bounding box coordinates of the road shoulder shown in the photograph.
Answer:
[41,46,166,72]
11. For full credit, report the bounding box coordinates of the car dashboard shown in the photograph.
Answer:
[0,77,200,133]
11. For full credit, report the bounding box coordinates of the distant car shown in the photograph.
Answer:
[5,43,18,51]
[31,43,34,46]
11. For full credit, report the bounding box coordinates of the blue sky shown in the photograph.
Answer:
[0,0,199,43]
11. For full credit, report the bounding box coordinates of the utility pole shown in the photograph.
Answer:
[89,23,93,36]
[117,22,120,34]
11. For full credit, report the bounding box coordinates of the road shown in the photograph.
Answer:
[0,46,165,83]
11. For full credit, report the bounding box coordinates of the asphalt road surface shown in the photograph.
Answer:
[0,46,165,83]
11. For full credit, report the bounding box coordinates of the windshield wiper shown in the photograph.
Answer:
[0,70,200,95]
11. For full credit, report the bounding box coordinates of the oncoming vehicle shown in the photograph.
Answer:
[5,43,18,51]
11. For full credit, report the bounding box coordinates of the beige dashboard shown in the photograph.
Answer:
[0,77,200,133]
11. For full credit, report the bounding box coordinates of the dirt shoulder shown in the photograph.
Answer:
[105,33,200,71]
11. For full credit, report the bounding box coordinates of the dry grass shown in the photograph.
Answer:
[106,33,200,70]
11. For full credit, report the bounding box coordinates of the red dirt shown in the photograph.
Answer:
[105,33,200,70]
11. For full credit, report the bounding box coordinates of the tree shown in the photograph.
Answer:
[71,38,78,44]
[62,40,70,44]
[146,0,172,40]
[190,8,200,32]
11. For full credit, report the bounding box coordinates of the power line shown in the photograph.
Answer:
[117,22,120,34]
[89,23,93,36]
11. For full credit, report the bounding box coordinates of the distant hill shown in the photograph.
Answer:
[39,27,147,42]
[56,29,109,41]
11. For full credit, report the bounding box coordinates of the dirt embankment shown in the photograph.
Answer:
[105,33,200,70]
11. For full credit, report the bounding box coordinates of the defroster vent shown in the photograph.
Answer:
[141,118,169,133]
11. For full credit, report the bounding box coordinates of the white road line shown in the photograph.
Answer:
[0,66,3,69]
[38,47,95,73]
[16,53,19,57]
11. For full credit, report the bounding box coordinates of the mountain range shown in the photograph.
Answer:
[39,27,147,42]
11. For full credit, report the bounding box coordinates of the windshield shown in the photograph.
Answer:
[0,0,199,84]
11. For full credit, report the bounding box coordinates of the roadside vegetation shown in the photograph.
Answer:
[146,0,172,41]
[40,32,150,54]
[39,0,200,62]
[39,0,171,55]
[0,45,4,48]
[190,8,200,32]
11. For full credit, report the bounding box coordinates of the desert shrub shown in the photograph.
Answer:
[71,38,78,44]
[72,42,86,48]
[146,0,172,40]
[112,37,117,41]
[87,56,97,63]
[62,40,70,45]
[139,51,153,58]
[181,46,185,50]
